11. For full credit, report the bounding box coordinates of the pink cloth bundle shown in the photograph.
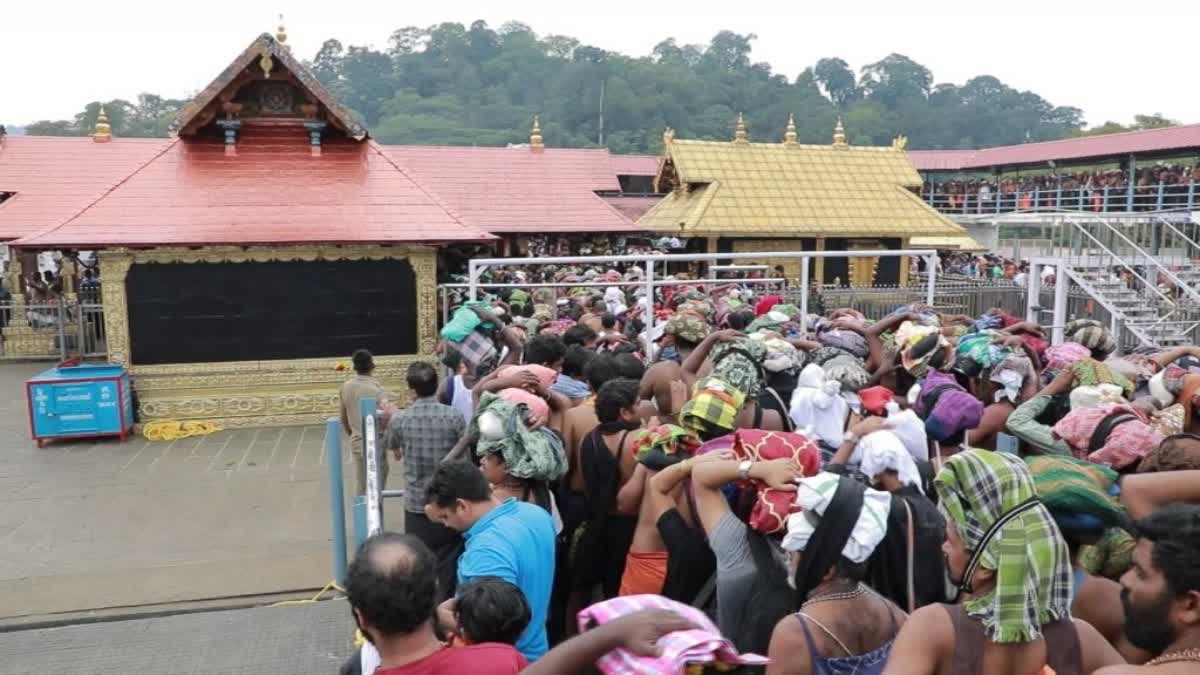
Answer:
[577,594,768,674]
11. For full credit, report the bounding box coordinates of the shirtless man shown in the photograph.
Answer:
[1095,504,1200,674]
[561,354,618,495]
[638,314,710,422]
[578,296,607,333]
[884,450,1123,675]
[681,329,786,432]
[1072,469,1200,663]
[616,397,731,599]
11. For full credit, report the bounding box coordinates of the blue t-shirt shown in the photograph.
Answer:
[458,498,556,661]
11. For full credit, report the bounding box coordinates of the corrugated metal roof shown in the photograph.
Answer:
[382,145,641,234]
[15,127,493,248]
[0,136,174,240]
[907,123,1200,171]
[640,138,964,238]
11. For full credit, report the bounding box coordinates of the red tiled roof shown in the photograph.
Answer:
[610,154,660,176]
[907,123,1200,171]
[382,145,641,234]
[601,195,664,221]
[0,136,173,240]
[15,126,493,248]
[906,150,980,172]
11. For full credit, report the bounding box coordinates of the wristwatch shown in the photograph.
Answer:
[843,430,859,445]
[736,459,754,481]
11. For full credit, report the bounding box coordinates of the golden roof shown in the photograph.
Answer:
[910,234,986,251]
[641,128,965,239]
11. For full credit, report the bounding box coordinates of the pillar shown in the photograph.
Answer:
[1126,153,1136,212]
[815,238,825,283]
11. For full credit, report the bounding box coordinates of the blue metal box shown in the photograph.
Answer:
[26,364,133,446]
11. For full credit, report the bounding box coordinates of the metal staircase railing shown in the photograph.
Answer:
[1059,219,1195,348]
[1153,216,1200,296]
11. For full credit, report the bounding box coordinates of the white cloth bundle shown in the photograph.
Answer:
[789,364,848,448]
[782,472,893,562]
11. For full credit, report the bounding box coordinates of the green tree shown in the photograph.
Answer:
[813,58,859,108]
[29,21,1097,152]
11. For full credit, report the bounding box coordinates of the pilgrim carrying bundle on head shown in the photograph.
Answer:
[911,371,983,443]
[729,429,822,534]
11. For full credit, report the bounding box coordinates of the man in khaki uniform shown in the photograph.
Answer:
[339,349,388,495]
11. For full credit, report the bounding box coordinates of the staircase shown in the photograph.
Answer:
[1064,267,1191,347]
[1051,216,1200,349]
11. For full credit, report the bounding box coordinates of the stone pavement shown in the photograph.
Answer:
[0,597,356,674]
[0,362,405,622]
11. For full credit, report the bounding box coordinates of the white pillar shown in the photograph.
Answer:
[925,255,937,306]
[800,256,810,321]
[643,259,655,331]
[1025,261,1041,323]
[1052,262,1069,345]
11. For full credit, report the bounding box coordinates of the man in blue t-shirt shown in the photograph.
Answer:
[424,461,556,661]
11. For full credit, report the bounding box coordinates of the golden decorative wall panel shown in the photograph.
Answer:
[97,245,438,428]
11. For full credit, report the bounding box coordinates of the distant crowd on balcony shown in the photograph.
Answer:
[918,252,1037,285]
[922,162,1200,214]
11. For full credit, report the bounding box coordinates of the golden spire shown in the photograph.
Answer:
[733,112,748,144]
[530,115,544,150]
[832,116,848,147]
[891,134,908,150]
[662,126,675,151]
[275,14,288,47]
[783,113,798,146]
[92,107,112,143]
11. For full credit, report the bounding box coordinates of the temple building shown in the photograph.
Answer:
[0,29,660,426]
[638,114,969,285]
[5,31,494,427]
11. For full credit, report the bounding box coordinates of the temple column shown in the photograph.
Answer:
[5,256,27,327]
[815,239,825,284]
[60,255,79,303]
[2,255,57,356]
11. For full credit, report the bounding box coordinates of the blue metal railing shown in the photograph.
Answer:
[921,181,1198,215]
[325,417,348,583]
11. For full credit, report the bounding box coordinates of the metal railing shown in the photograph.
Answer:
[922,181,1199,215]
[465,249,940,331]
[803,281,1025,320]
[1062,216,1200,306]
[0,299,107,360]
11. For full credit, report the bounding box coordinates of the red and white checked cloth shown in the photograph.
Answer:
[576,594,769,674]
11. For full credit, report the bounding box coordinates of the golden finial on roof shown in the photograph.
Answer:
[783,113,798,146]
[530,115,544,150]
[891,134,908,150]
[92,107,112,143]
[733,112,748,144]
[260,49,274,78]
[832,116,848,147]
[275,14,288,47]
[662,126,675,150]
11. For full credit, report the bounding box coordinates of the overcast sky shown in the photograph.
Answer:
[4,0,1195,130]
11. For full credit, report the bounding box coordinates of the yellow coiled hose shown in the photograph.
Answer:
[141,420,223,441]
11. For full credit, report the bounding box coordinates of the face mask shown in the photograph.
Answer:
[659,346,680,363]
